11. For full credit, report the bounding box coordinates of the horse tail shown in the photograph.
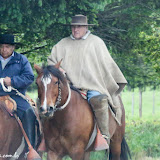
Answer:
[120,137,132,160]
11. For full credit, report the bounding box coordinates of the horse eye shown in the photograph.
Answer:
[54,81,58,85]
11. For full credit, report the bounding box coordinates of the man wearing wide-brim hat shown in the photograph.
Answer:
[0,34,39,156]
[48,14,127,148]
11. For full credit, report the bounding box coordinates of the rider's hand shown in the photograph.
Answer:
[4,77,11,86]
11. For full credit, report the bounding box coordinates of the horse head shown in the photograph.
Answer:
[34,62,70,116]
[34,62,69,117]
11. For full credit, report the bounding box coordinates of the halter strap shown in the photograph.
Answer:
[53,82,71,112]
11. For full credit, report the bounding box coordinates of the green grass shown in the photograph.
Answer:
[122,88,160,159]
[121,88,160,120]
[125,118,160,159]
[27,90,37,101]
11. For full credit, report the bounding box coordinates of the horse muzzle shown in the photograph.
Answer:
[39,106,55,117]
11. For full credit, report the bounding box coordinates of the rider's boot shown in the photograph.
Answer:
[22,107,36,151]
[89,94,110,146]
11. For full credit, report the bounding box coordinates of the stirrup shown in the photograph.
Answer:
[102,135,110,146]
[24,152,29,159]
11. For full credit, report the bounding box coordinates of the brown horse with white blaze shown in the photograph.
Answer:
[34,63,131,160]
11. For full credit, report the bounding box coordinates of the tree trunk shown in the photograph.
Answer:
[152,90,155,115]
[139,89,142,118]
[132,92,134,116]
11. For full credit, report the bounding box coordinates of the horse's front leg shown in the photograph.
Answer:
[47,150,61,160]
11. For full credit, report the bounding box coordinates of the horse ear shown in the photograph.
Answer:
[54,59,63,69]
[34,64,42,74]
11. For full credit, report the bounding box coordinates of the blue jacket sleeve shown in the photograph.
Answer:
[11,56,34,89]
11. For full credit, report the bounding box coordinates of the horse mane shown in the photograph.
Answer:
[42,65,65,83]
[64,73,80,94]
[42,65,81,95]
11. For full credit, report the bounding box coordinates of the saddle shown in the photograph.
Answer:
[0,95,38,116]
[0,95,17,116]
[0,95,42,130]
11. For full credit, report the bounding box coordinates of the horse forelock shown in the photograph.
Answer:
[42,65,65,83]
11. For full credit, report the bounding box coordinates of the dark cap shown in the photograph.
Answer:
[0,34,18,45]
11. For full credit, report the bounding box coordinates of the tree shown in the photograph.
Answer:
[0,0,110,64]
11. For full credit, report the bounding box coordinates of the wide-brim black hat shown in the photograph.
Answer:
[0,34,20,45]
[65,14,95,26]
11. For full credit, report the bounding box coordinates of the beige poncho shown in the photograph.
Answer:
[48,33,127,106]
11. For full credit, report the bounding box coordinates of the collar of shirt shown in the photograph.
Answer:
[0,52,14,61]
[70,30,91,40]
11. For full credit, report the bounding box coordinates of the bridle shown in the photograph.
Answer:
[52,79,71,112]
[40,75,71,114]
[53,79,62,108]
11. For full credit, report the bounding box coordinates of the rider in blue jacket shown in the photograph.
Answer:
[0,34,36,153]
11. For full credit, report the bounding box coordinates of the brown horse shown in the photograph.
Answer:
[0,95,42,160]
[0,101,25,160]
[35,64,131,160]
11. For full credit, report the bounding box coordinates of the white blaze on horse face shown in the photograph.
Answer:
[41,74,52,111]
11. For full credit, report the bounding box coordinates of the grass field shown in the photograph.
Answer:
[27,88,160,160]
[122,88,160,159]
[121,88,160,120]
